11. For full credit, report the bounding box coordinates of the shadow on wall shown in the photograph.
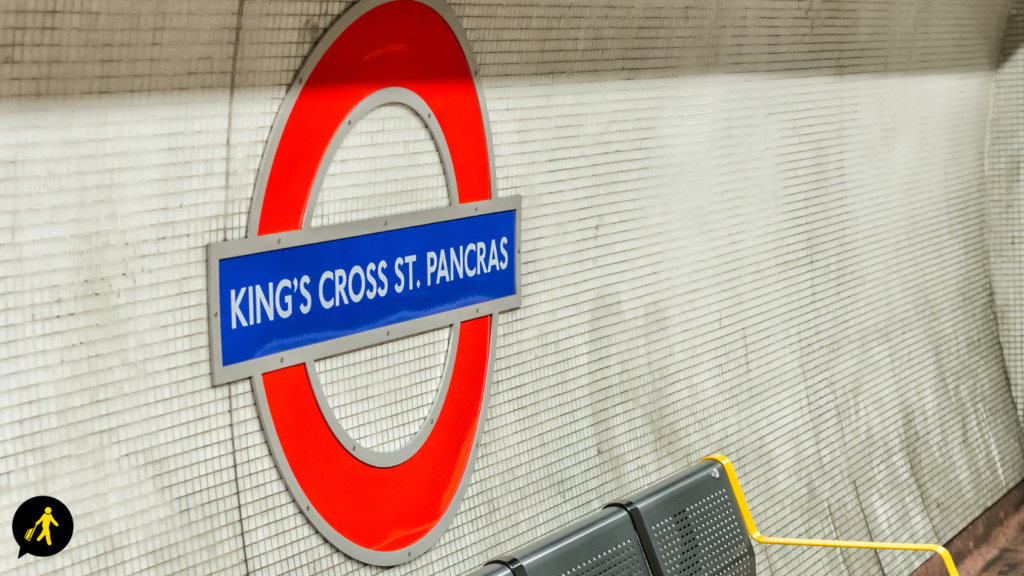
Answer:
[0,0,1015,101]
[999,1,1024,67]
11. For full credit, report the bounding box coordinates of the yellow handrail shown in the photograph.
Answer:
[700,454,959,576]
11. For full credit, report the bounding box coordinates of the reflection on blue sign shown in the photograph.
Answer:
[218,211,516,366]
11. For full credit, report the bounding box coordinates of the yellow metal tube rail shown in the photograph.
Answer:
[700,454,959,576]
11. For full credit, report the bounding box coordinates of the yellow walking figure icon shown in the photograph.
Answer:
[25,507,59,546]
[13,496,73,559]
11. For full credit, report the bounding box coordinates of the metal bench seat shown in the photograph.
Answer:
[608,460,755,576]
[463,564,515,576]
[465,454,960,576]
[487,507,652,576]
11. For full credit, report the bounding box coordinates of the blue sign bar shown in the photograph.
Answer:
[217,210,516,366]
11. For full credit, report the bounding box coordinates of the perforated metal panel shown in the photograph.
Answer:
[493,507,652,576]
[611,462,755,576]
[564,541,646,576]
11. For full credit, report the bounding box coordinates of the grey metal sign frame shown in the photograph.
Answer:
[207,195,521,388]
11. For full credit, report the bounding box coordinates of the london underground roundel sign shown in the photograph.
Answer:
[205,0,520,565]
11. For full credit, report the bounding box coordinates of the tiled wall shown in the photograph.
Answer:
[990,1,1024,429]
[2,1,1022,575]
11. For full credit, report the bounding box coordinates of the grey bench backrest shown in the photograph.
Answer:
[490,507,652,576]
[464,564,515,576]
[609,460,755,576]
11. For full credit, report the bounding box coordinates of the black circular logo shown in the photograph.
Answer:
[12,496,73,559]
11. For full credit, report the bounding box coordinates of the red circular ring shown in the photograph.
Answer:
[249,0,494,563]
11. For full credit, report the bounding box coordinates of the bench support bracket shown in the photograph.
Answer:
[701,454,960,576]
